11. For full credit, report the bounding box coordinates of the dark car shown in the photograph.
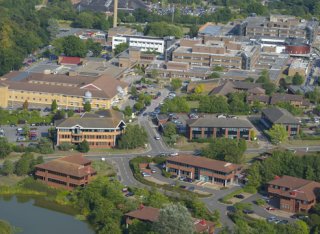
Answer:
[170,175,177,179]
[184,178,193,183]
[278,220,288,224]
[243,209,254,214]
[179,185,187,189]
[234,194,245,199]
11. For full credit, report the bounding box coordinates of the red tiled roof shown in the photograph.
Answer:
[268,175,320,201]
[167,155,241,173]
[35,155,96,178]
[60,56,81,65]
[125,206,159,222]
[125,206,215,233]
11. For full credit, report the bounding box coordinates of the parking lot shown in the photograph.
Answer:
[0,125,51,144]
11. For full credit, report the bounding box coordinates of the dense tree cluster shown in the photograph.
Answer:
[195,93,250,115]
[1,153,43,176]
[144,22,184,38]
[118,125,148,149]
[202,138,247,164]
[245,151,320,191]
[0,0,109,75]
[161,97,190,113]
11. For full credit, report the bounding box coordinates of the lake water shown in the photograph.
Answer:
[0,195,94,234]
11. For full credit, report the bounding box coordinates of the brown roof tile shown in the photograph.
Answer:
[166,154,241,173]
[268,175,320,201]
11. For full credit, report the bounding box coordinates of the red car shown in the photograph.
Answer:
[266,207,276,211]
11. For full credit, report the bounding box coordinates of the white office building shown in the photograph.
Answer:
[112,35,166,54]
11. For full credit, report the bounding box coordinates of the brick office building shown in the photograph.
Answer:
[56,110,126,148]
[267,175,320,213]
[35,155,96,190]
[166,155,242,186]
[186,117,253,141]
[261,107,300,136]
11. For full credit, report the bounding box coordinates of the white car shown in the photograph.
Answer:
[154,135,160,140]
[170,152,179,156]
[142,172,151,177]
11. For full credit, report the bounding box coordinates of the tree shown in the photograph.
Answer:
[1,159,14,175]
[145,22,183,38]
[170,78,182,91]
[37,138,54,154]
[58,142,74,151]
[83,101,92,112]
[250,129,256,141]
[134,102,144,112]
[146,190,170,208]
[130,86,138,96]
[114,42,129,55]
[54,35,87,57]
[15,153,34,176]
[152,203,195,234]
[0,138,12,159]
[118,125,148,149]
[163,122,177,138]
[202,138,247,164]
[86,38,102,57]
[194,84,204,94]
[292,73,304,85]
[161,97,190,113]
[22,100,28,110]
[150,69,159,79]
[77,140,90,153]
[51,100,58,113]
[123,106,133,117]
[207,72,220,79]
[47,18,59,40]
[266,124,287,144]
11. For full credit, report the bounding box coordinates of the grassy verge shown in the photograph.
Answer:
[0,219,19,234]
[282,139,320,146]
[219,188,244,204]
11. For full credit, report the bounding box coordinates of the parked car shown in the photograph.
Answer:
[278,220,288,224]
[170,152,179,156]
[169,175,177,179]
[142,172,151,177]
[154,135,161,140]
[151,169,156,173]
[266,206,276,211]
[184,178,193,183]
[188,186,195,191]
[267,216,277,223]
[16,136,26,142]
[125,192,134,197]
[179,176,186,181]
[179,185,187,189]
[243,209,254,214]
[234,194,245,199]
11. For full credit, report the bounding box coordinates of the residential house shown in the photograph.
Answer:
[267,175,320,213]
[186,116,254,141]
[166,154,242,186]
[56,110,126,148]
[35,154,96,190]
[270,93,310,108]
[125,205,215,234]
[261,107,300,136]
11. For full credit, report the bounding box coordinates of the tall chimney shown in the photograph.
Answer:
[113,0,118,28]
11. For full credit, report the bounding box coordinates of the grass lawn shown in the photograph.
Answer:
[244,153,260,163]
[0,175,26,186]
[173,137,208,151]
[247,141,260,149]
[281,139,320,147]
[187,101,199,109]
[88,147,147,154]
[58,20,72,28]
[92,161,116,177]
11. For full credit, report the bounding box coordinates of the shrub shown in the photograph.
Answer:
[58,142,74,151]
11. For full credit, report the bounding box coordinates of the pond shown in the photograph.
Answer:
[0,195,94,234]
